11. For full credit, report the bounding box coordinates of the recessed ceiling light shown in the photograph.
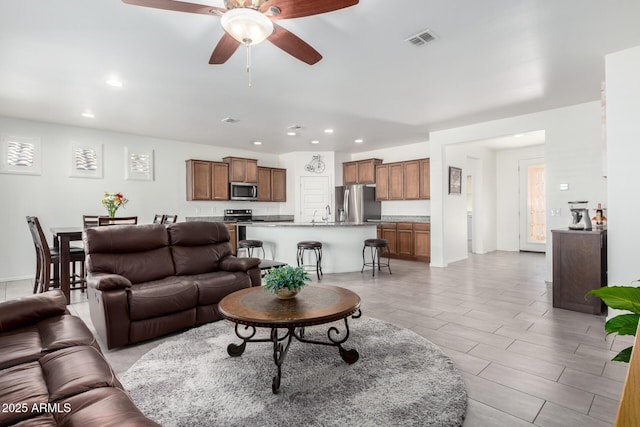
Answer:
[514,134,524,138]
[311,140,320,144]
[324,129,334,134]
[221,117,240,124]
[253,141,262,145]
[81,111,95,119]
[287,132,297,136]
[354,139,364,143]
[105,77,123,87]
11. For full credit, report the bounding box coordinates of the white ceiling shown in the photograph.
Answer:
[1,1,639,154]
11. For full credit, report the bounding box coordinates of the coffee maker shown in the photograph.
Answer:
[568,201,592,230]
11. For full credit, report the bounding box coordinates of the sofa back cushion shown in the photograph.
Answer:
[84,224,174,284]
[168,222,233,275]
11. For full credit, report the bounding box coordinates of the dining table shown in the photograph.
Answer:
[50,226,84,305]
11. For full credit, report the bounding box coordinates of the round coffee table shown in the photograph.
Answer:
[219,284,362,393]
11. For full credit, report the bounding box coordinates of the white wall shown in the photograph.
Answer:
[496,144,545,251]
[605,45,640,294]
[345,141,431,216]
[0,116,282,281]
[430,102,607,282]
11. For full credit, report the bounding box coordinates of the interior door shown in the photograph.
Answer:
[299,176,330,223]
[519,158,546,252]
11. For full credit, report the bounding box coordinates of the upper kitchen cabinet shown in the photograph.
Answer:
[186,160,229,201]
[257,167,271,201]
[257,167,287,202]
[271,168,287,202]
[223,156,258,183]
[420,158,430,199]
[375,158,430,201]
[343,159,383,185]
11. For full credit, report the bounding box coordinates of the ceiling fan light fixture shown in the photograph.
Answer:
[221,8,274,45]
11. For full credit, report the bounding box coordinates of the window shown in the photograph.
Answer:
[0,135,41,175]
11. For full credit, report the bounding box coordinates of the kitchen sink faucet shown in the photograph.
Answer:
[322,205,331,224]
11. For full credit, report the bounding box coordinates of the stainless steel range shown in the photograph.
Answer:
[224,209,253,244]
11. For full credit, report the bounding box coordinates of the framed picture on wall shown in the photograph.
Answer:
[449,166,462,194]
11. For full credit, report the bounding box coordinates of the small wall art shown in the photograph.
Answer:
[0,134,42,175]
[125,147,154,181]
[449,166,462,195]
[70,142,103,178]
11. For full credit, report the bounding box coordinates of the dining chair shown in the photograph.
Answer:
[153,214,166,224]
[98,216,138,226]
[83,215,100,228]
[26,216,86,294]
[162,214,178,224]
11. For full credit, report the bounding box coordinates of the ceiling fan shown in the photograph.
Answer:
[122,0,359,65]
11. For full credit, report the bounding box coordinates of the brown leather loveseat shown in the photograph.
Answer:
[84,221,261,349]
[0,290,159,426]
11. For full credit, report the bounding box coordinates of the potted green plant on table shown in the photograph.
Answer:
[263,265,310,299]
[587,285,640,362]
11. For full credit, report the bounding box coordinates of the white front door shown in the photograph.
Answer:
[299,176,330,223]
[519,158,546,252]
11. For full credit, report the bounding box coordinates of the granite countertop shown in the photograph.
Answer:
[245,221,376,227]
[368,216,430,223]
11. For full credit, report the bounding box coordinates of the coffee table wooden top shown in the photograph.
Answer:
[219,285,361,328]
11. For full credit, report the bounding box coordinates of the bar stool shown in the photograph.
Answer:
[362,238,392,277]
[297,241,323,280]
[238,239,265,259]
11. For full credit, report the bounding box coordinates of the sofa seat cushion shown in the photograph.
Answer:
[56,387,160,426]
[0,362,49,426]
[188,271,252,306]
[127,279,198,321]
[40,346,121,402]
[0,316,98,371]
[11,414,57,426]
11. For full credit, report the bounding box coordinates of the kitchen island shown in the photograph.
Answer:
[245,222,377,274]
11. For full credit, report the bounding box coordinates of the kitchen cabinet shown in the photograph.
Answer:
[257,167,271,201]
[420,158,430,199]
[343,158,383,185]
[376,222,430,263]
[375,164,389,201]
[271,168,287,202]
[397,223,413,256]
[375,158,430,201]
[552,229,607,314]
[413,223,430,262]
[257,167,287,202]
[223,156,258,183]
[403,161,420,200]
[388,163,404,200]
[186,160,229,201]
[381,223,398,256]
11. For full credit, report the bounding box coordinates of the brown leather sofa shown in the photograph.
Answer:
[84,221,261,349]
[0,290,159,427]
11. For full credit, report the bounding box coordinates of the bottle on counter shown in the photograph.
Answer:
[592,202,607,228]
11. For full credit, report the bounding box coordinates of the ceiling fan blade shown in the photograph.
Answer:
[267,25,322,65]
[209,33,241,64]
[122,0,225,15]
[261,0,358,20]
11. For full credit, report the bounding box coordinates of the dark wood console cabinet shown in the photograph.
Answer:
[551,228,607,314]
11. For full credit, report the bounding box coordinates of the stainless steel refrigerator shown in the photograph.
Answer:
[335,184,381,223]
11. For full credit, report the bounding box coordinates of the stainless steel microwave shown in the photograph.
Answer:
[230,182,258,201]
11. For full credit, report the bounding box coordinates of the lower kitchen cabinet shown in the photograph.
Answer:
[377,222,430,262]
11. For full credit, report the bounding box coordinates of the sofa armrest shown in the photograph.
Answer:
[0,290,67,332]
[87,273,133,291]
[219,255,261,272]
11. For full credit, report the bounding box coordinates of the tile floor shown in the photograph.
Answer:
[1,251,628,426]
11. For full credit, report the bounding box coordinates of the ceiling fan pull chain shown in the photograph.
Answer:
[246,43,252,88]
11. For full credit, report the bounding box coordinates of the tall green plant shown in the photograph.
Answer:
[587,286,640,362]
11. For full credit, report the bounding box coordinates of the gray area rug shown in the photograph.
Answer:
[120,316,467,427]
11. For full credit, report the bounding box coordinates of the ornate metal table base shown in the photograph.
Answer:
[227,309,362,394]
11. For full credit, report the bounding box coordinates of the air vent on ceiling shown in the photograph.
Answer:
[405,29,436,46]
[221,117,240,124]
